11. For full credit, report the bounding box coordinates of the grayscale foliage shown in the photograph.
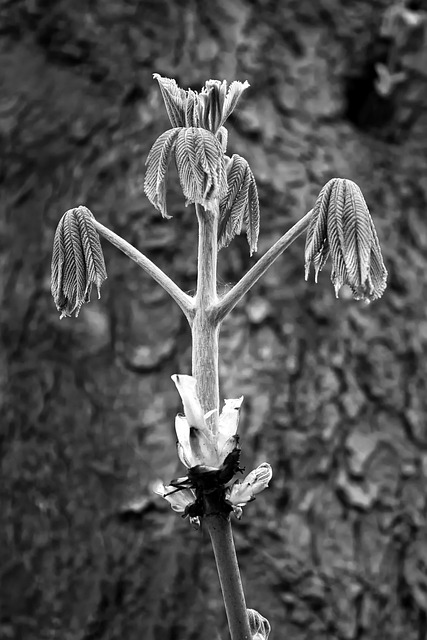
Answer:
[145,127,227,215]
[305,178,387,302]
[51,206,107,318]
[221,80,250,129]
[184,89,198,128]
[217,126,228,153]
[218,154,260,255]
[245,171,260,256]
[154,74,249,134]
[153,74,187,128]
[176,127,227,211]
[304,180,332,280]
[144,128,181,218]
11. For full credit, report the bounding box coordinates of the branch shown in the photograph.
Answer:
[212,209,312,324]
[93,219,195,322]
[191,203,251,640]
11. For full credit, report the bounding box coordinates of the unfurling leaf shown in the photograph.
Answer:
[199,79,250,133]
[221,80,250,126]
[148,76,252,220]
[305,178,387,303]
[218,154,260,255]
[153,74,249,134]
[51,206,107,318]
[153,74,187,128]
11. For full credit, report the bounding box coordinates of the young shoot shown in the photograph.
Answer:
[51,73,387,640]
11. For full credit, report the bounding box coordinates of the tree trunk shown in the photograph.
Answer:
[1,1,427,639]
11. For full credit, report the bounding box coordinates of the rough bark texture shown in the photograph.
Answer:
[1,1,427,639]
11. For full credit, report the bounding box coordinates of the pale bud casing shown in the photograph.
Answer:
[175,414,220,469]
[217,396,243,462]
[172,375,242,470]
[152,481,196,514]
[172,374,206,430]
[247,608,271,640]
[226,462,273,513]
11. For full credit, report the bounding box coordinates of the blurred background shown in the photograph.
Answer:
[1,0,427,638]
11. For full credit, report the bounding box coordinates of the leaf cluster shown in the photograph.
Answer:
[144,75,260,255]
[305,178,387,302]
[51,206,107,318]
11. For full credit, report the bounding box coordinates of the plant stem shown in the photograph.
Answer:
[191,204,220,430]
[205,510,251,640]
[93,218,195,322]
[212,208,313,324]
[192,203,252,640]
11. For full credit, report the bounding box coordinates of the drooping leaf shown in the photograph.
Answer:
[245,168,260,255]
[218,154,259,255]
[327,179,351,297]
[175,127,226,211]
[51,206,107,318]
[305,178,387,302]
[304,180,333,281]
[195,127,227,204]
[75,206,108,295]
[368,217,388,300]
[341,180,372,291]
[218,155,248,250]
[64,211,86,305]
[144,128,181,218]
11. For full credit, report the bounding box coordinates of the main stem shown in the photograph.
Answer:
[192,203,251,640]
[192,204,220,427]
[205,509,252,640]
